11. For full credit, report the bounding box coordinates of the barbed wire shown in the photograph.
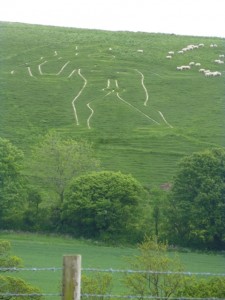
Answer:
[1,267,225,277]
[0,293,61,297]
[81,294,225,300]
[0,267,62,272]
[82,268,225,277]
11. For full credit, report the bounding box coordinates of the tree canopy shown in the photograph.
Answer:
[167,148,225,249]
[28,131,100,203]
[0,240,42,299]
[62,171,147,242]
[0,138,25,228]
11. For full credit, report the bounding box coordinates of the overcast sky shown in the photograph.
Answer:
[0,0,225,38]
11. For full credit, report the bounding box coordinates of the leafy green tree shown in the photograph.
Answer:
[0,240,42,299]
[62,171,147,242]
[146,187,168,239]
[124,237,225,299]
[177,276,225,298]
[81,273,112,298]
[124,237,185,299]
[167,148,225,249]
[28,131,100,204]
[0,137,25,228]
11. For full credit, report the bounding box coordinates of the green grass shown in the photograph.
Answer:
[1,232,225,296]
[1,22,225,186]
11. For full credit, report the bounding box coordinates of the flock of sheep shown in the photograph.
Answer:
[166,43,224,77]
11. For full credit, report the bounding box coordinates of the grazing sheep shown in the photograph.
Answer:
[219,54,224,58]
[178,50,184,54]
[212,71,222,76]
[215,59,224,64]
[177,65,191,70]
[168,51,174,55]
[189,62,195,66]
[195,63,201,66]
[199,68,205,72]
[166,55,172,59]
[137,49,143,53]
[182,65,191,70]
[204,71,213,77]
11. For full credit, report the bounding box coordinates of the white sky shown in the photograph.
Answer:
[0,0,225,38]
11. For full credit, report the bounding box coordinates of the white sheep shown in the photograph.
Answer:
[182,65,191,70]
[168,51,174,55]
[178,50,184,54]
[137,49,143,53]
[177,65,191,70]
[199,43,204,47]
[166,55,172,59]
[219,54,224,58]
[212,71,222,76]
[205,71,213,77]
[215,59,224,64]
[189,62,195,66]
[199,68,205,72]
[195,63,201,66]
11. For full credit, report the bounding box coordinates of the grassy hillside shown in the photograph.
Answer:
[1,22,224,186]
[1,232,225,295]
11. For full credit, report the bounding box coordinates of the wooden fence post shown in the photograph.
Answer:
[62,255,81,300]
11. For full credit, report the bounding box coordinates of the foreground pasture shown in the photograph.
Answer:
[1,232,224,295]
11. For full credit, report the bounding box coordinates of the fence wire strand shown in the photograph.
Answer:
[82,268,225,277]
[81,294,225,300]
[0,293,61,297]
[1,267,224,277]
[1,266,225,299]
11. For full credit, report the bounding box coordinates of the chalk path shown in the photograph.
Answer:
[38,61,47,75]
[71,69,87,125]
[135,69,149,106]
[116,93,160,125]
[56,61,70,75]
[86,103,94,129]
[68,69,76,78]
[158,111,173,128]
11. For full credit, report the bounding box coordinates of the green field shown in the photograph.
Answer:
[1,22,225,186]
[1,232,225,296]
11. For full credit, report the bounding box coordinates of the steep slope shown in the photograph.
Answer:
[0,22,224,186]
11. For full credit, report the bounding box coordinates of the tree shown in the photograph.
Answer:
[167,148,225,249]
[124,237,185,299]
[61,171,147,242]
[124,237,225,299]
[0,138,25,228]
[0,240,42,299]
[145,187,168,239]
[176,276,225,298]
[28,131,100,204]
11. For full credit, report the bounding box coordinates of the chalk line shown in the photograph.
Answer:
[87,103,94,129]
[158,111,173,128]
[135,69,149,106]
[38,61,47,75]
[71,69,87,125]
[116,93,160,125]
[27,67,34,77]
[56,61,70,75]
[68,69,77,78]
